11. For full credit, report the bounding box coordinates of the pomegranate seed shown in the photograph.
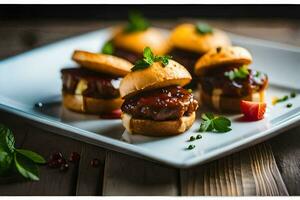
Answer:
[69,152,80,163]
[90,158,100,168]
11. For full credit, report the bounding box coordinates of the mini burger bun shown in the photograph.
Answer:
[72,50,133,77]
[122,112,196,136]
[170,23,231,54]
[120,60,192,98]
[112,27,171,55]
[62,92,123,114]
[200,88,265,113]
[195,46,253,76]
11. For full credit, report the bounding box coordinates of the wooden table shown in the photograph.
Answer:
[0,19,299,196]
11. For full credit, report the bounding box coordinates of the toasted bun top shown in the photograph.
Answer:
[194,46,253,75]
[72,50,133,77]
[120,60,191,98]
[170,23,231,54]
[112,27,171,55]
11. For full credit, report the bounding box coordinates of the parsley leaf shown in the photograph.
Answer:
[196,23,213,35]
[131,47,172,71]
[199,113,232,133]
[101,41,114,55]
[131,60,150,72]
[124,11,150,33]
[0,124,15,153]
[224,66,249,80]
[0,124,45,180]
[16,149,46,164]
[14,153,39,181]
[0,150,13,175]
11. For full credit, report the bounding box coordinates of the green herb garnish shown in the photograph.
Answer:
[291,92,296,98]
[124,11,150,33]
[187,144,195,150]
[224,66,249,80]
[0,124,45,180]
[131,47,172,71]
[101,41,114,55]
[272,95,288,105]
[199,113,232,133]
[286,103,293,108]
[196,134,202,139]
[196,23,213,35]
[189,136,195,141]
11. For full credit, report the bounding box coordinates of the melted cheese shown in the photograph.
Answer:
[251,92,260,102]
[122,113,133,134]
[75,79,88,95]
[211,89,223,110]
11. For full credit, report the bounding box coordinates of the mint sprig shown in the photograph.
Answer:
[0,124,46,180]
[224,66,249,80]
[131,47,172,71]
[196,23,213,35]
[101,41,114,55]
[124,11,150,33]
[199,113,232,133]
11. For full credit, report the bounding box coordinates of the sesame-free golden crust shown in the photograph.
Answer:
[112,27,171,55]
[170,23,231,54]
[63,93,123,114]
[194,46,253,75]
[119,60,192,98]
[122,112,196,136]
[200,88,265,113]
[72,50,133,77]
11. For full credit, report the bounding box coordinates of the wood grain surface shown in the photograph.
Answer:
[0,19,300,196]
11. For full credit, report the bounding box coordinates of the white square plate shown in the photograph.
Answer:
[0,27,300,168]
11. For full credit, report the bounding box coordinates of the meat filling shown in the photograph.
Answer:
[61,68,121,99]
[122,86,198,121]
[199,68,268,97]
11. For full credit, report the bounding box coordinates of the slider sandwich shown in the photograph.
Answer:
[120,47,198,136]
[194,46,268,113]
[169,23,231,88]
[61,50,133,114]
[102,12,170,63]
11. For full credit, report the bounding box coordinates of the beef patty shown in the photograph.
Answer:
[122,86,198,121]
[61,68,121,99]
[199,68,268,97]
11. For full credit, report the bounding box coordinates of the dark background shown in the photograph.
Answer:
[1,5,300,20]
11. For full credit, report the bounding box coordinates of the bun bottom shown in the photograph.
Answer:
[62,93,123,114]
[121,112,195,137]
[200,88,265,113]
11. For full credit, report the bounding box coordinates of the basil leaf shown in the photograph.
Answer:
[154,55,172,66]
[224,66,249,80]
[144,47,154,60]
[196,23,213,35]
[0,124,15,153]
[131,60,150,71]
[101,41,114,55]
[0,149,13,176]
[124,11,150,33]
[199,120,213,132]
[201,113,214,121]
[199,113,232,133]
[213,117,232,133]
[16,149,46,164]
[14,153,39,181]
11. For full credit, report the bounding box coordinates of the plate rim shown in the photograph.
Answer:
[1,27,300,168]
